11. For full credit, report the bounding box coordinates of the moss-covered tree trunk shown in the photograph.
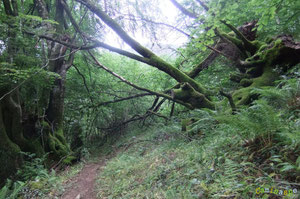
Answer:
[0,90,22,187]
[0,0,74,185]
[41,0,71,161]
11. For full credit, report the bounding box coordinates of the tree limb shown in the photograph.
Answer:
[219,90,236,114]
[205,45,235,61]
[147,110,169,120]
[87,51,194,109]
[122,16,193,38]
[195,0,209,12]
[170,0,198,18]
[187,51,219,78]
[221,20,258,54]
[76,0,154,58]
[92,93,154,107]
[72,64,94,103]
[76,0,209,96]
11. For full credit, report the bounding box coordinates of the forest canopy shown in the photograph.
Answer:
[0,0,299,197]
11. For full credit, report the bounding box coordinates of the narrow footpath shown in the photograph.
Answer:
[61,160,105,199]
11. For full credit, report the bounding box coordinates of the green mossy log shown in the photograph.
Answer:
[173,83,215,110]
[149,55,210,96]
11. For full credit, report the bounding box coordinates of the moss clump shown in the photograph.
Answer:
[173,83,215,109]
[251,66,278,87]
[240,78,253,87]
[62,155,77,165]
[55,128,68,146]
[27,139,44,157]
[251,40,265,51]
[48,134,70,159]
[230,73,251,83]
[29,179,47,190]
[233,66,278,106]
[181,118,199,131]
[233,87,252,106]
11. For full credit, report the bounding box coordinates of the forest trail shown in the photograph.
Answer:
[60,148,121,199]
[60,161,104,199]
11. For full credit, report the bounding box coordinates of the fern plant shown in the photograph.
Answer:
[17,152,50,181]
[217,100,282,147]
[253,78,300,111]
[0,180,25,199]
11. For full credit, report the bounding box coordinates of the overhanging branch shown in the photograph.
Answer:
[91,93,154,107]
[170,0,198,19]
[87,52,194,109]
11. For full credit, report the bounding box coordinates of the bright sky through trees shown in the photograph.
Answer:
[104,0,188,55]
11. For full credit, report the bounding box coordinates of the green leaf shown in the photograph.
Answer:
[280,164,295,172]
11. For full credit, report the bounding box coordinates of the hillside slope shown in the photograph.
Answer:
[95,95,300,199]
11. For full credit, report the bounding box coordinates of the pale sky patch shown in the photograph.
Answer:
[103,0,188,56]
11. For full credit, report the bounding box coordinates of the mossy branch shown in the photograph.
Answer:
[221,20,258,54]
[219,90,237,114]
[88,51,194,109]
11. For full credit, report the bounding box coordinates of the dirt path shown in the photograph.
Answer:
[60,159,106,199]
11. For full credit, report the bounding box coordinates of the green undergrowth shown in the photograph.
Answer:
[96,80,300,199]
[0,152,84,199]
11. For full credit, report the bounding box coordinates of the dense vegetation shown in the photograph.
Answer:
[0,0,299,198]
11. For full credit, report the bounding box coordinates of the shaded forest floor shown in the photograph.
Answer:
[91,114,299,199]
[4,77,298,199]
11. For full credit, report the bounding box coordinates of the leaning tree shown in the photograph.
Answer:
[71,0,300,111]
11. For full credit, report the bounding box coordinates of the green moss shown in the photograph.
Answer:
[29,179,47,189]
[240,78,253,87]
[228,31,235,37]
[62,155,76,165]
[230,73,251,83]
[0,107,22,185]
[173,83,215,109]
[265,36,274,44]
[220,32,243,48]
[27,139,44,157]
[48,134,69,158]
[232,87,252,106]
[181,118,199,131]
[41,120,50,128]
[149,55,208,95]
[258,44,268,52]
[233,66,278,106]
[243,39,283,68]
[262,39,282,65]
[0,149,22,186]
[252,66,278,87]
[251,40,265,51]
[55,128,68,146]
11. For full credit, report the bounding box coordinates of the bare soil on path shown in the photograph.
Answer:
[60,160,105,199]
[59,147,121,199]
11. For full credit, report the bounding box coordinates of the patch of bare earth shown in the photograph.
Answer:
[60,160,106,199]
